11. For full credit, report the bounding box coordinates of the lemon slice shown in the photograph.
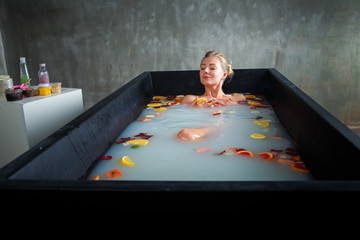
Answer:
[245,95,256,99]
[147,103,162,107]
[247,101,259,105]
[154,107,167,112]
[253,120,270,127]
[250,133,266,139]
[121,156,135,166]
[125,139,149,146]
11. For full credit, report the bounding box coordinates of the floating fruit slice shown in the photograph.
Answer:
[257,152,275,161]
[121,156,135,166]
[224,110,236,114]
[194,147,211,153]
[137,118,152,122]
[291,162,309,173]
[196,98,207,105]
[236,150,255,157]
[101,155,112,160]
[91,175,100,180]
[147,103,162,107]
[154,107,167,112]
[125,139,149,146]
[168,101,180,106]
[273,135,283,139]
[247,101,260,105]
[253,120,270,127]
[277,159,294,165]
[175,96,183,101]
[105,168,122,179]
[152,96,166,100]
[212,110,222,115]
[256,104,268,108]
[250,133,266,139]
[245,95,256,99]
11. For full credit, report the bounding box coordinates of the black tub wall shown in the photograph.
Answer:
[150,69,269,96]
[266,69,360,180]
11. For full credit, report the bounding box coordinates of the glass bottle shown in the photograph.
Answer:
[20,57,30,88]
[38,63,50,86]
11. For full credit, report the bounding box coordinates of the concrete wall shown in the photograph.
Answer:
[1,0,359,127]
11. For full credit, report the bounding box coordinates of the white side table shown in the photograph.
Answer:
[0,87,83,168]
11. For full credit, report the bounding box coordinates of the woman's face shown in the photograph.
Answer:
[199,57,227,87]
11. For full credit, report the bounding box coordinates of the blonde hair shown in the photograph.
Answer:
[202,51,234,81]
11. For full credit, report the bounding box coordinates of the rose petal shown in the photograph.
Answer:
[101,155,112,160]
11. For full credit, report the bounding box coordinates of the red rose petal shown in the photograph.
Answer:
[101,155,112,160]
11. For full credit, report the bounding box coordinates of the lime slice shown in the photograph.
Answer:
[250,133,266,139]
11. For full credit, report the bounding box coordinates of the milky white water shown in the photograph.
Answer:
[87,95,313,181]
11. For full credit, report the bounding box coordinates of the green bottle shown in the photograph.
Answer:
[20,57,30,88]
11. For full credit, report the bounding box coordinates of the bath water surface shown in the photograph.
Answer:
[87,95,313,181]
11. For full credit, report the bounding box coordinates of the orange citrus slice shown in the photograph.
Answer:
[91,175,100,180]
[291,162,309,173]
[121,156,135,166]
[257,152,275,161]
[105,169,122,179]
[253,120,270,127]
[137,118,152,122]
[196,98,207,105]
[250,133,266,139]
[236,150,255,157]
[125,139,149,146]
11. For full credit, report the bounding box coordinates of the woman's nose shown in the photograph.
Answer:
[204,67,209,73]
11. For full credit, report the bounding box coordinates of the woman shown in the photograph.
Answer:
[181,51,246,107]
[177,51,246,141]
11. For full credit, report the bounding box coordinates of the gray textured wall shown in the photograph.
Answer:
[1,0,359,126]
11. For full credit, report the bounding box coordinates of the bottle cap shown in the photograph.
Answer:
[20,57,26,63]
[39,63,46,67]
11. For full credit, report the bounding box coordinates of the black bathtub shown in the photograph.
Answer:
[1,69,360,210]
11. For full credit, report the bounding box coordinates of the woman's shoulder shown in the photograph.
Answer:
[180,95,198,105]
[229,93,246,102]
